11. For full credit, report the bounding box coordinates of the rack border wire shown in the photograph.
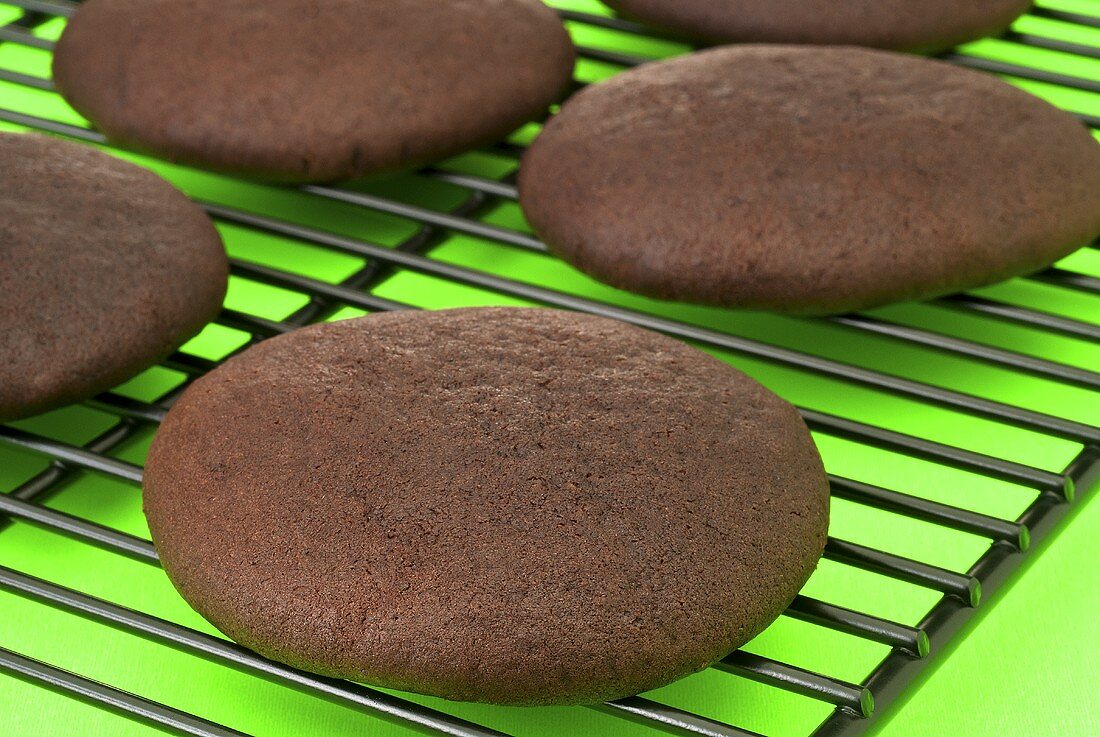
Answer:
[1,2,1099,737]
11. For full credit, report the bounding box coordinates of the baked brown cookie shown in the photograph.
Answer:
[602,0,1032,52]
[52,0,575,183]
[144,307,829,705]
[0,133,227,423]
[519,46,1100,314]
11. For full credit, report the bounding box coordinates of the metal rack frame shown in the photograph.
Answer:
[1,1,1098,736]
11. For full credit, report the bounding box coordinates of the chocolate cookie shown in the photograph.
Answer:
[0,133,227,423]
[602,0,1032,51]
[518,46,1100,314]
[52,0,575,182]
[144,307,828,705]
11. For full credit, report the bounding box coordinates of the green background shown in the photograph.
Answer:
[0,1,1098,735]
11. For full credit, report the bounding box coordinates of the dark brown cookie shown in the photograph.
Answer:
[144,307,828,705]
[602,0,1032,51]
[0,133,227,423]
[52,0,575,183]
[518,46,1100,315]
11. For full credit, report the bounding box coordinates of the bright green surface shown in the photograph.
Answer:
[0,1,1098,736]
[877,487,1100,737]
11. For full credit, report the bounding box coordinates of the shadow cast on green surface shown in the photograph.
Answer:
[2,0,1100,736]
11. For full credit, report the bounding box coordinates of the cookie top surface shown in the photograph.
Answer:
[518,46,1100,314]
[143,307,829,705]
[53,0,575,182]
[0,133,227,422]
[603,0,1032,51]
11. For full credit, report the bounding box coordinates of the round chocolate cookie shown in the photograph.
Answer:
[0,133,227,423]
[602,0,1032,51]
[144,307,828,705]
[518,46,1100,314]
[52,0,575,182]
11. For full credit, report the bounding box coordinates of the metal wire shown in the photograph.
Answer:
[0,3,1098,737]
[0,647,255,737]
[0,422,916,722]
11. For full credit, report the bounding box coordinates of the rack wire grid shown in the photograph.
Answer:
[1,1,1099,736]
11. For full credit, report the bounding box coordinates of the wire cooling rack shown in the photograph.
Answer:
[0,1,1098,736]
